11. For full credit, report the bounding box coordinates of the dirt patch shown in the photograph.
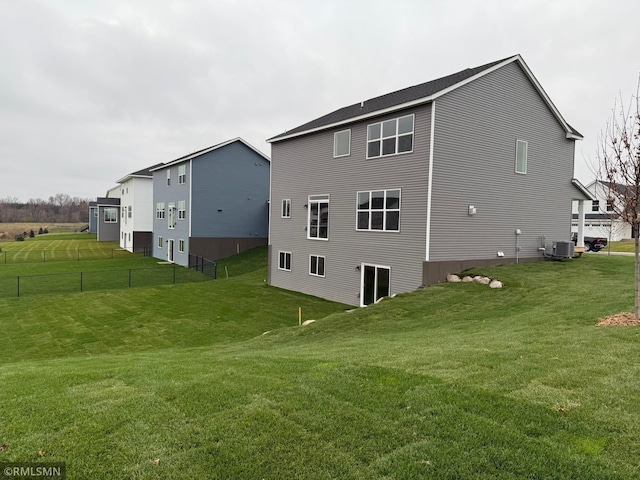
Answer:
[597,313,640,326]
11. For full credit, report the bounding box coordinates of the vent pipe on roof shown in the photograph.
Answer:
[360,101,364,108]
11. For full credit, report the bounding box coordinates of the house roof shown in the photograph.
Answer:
[116,163,165,184]
[268,54,582,143]
[95,197,120,206]
[149,137,270,172]
[572,178,597,201]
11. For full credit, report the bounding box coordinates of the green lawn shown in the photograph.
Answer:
[0,238,639,478]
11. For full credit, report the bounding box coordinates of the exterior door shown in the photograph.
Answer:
[167,239,174,262]
[361,264,390,306]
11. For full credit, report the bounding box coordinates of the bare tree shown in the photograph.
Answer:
[597,76,640,318]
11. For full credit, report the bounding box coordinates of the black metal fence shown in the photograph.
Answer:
[188,254,217,279]
[0,265,212,298]
[0,248,150,264]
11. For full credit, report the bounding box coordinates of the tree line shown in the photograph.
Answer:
[0,194,91,223]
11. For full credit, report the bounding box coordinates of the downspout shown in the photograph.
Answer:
[425,101,436,261]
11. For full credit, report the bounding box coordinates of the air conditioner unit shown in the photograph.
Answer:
[553,241,574,258]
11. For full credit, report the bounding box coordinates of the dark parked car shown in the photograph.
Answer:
[571,232,608,252]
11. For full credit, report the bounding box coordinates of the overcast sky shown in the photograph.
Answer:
[1,0,639,202]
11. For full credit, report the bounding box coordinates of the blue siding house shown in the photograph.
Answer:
[150,138,270,266]
[268,54,592,307]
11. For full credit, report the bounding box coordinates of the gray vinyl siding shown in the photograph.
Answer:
[152,141,270,266]
[429,61,576,261]
[269,104,432,306]
[191,142,270,239]
[152,163,190,266]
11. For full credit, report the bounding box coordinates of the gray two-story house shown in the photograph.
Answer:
[268,54,591,307]
[151,138,270,266]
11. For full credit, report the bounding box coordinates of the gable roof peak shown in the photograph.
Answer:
[268,54,581,143]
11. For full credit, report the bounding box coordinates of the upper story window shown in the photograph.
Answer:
[104,208,118,223]
[281,199,291,218]
[308,195,329,240]
[156,202,165,219]
[166,170,171,186]
[591,200,600,212]
[357,189,401,231]
[178,165,186,184]
[367,114,414,158]
[334,129,351,157]
[168,202,176,229]
[515,139,528,174]
[606,201,614,212]
[178,200,186,220]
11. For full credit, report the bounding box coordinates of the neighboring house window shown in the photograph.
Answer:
[591,200,600,212]
[309,255,325,277]
[515,139,528,174]
[104,208,118,223]
[156,203,165,219]
[367,114,414,158]
[121,208,125,218]
[168,202,176,229]
[178,201,186,220]
[128,206,132,218]
[308,195,329,240]
[179,165,186,184]
[179,239,185,253]
[128,233,131,242]
[166,170,171,186]
[357,189,401,231]
[606,201,614,212]
[158,236,163,248]
[278,251,292,271]
[281,199,291,218]
[334,129,351,157]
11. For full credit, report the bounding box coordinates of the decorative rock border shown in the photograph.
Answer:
[446,274,503,289]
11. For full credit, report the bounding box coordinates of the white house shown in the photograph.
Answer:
[571,180,632,241]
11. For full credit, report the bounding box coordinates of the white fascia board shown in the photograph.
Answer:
[269,55,581,144]
[572,178,597,201]
[150,138,270,172]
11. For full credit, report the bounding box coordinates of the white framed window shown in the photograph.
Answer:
[128,233,131,241]
[128,206,132,218]
[178,165,186,184]
[121,208,125,218]
[309,255,325,277]
[156,202,165,219]
[333,129,351,157]
[281,199,291,218]
[516,139,527,174]
[308,195,329,240]
[178,239,185,253]
[168,202,176,229]
[606,201,614,212]
[278,251,291,271]
[357,189,401,231]
[591,200,600,212]
[158,236,163,248]
[104,208,118,223]
[166,170,171,186]
[361,264,390,306]
[367,114,414,158]
[178,200,186,220]
[93,209,98,217]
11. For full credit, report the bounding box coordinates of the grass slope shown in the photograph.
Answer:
[0,243,639,478]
